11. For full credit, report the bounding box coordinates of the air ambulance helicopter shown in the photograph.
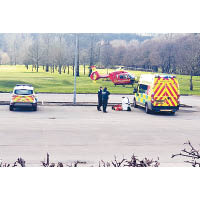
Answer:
[90,66,136,86]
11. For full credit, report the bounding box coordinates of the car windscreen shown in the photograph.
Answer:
[14,89,33,95]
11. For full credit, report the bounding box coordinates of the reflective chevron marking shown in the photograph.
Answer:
[12,96,34,103]
[153,77,179,107]
[169,82,178,97]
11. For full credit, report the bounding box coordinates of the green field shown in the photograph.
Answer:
[0,65,199,95]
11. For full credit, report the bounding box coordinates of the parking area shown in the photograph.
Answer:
[0,96,199,166]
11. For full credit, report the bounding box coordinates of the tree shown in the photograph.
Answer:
[20,34,32,67]
[159,42,176,73]
[80,49,89,75]
[122,40,139,67]
[101,41,113,72]
[28,35,44,72]
[57,34,65,74]
[175,34,200,90]
[0,52,10,64]
[76,34,80,76]
[4,34,19,65]
[0,49,3,64]
[88,34,94,76]
[41,34,53,72]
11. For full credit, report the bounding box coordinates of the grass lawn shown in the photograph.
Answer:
[0,65,199,95]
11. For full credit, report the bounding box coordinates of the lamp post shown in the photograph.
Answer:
[73,34,78,104]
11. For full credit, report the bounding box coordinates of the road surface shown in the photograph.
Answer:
[0,99,199,166]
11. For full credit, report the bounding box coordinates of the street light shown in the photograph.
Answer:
[73,34,78,104]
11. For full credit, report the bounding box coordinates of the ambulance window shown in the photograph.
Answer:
[139,84,148,93]
[119,75,124,79]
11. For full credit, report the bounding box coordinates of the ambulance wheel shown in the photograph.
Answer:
[133,99,138,108]
[171,111,175,115]
[145,103,151,114]
[9,105,14,111]
[32,105,37,111]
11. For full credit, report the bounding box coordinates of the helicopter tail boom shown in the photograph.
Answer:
[90,66,109,81]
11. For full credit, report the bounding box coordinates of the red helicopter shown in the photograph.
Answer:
[90,66,136,86]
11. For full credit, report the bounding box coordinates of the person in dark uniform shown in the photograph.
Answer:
[102,87,110,113]
[97,86,103,111]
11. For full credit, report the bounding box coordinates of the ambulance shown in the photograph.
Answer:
[9,84,37,111]
[133,74,180,114]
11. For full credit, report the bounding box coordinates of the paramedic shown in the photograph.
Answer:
[97,86,103,111]
[102,87,110,113]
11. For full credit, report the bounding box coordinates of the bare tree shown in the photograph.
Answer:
[101,41,113,73]
[57,34,65,74]
[175,34,200,90]
[80,49,89,75]
[88,34,94,76]
[4,34,19,65]
[76,34,80,76]
[41,33,53,72]
[28,35,44,72]
[2,32,200,83]
[159,42,176,73]
[99,154,159,167]
[172,141,200,167]
[0,52,10,64]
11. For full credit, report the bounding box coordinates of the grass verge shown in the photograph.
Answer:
[0,65,199,95]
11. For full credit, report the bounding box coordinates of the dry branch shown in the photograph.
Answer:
[99,154,159,167]
[0,153,159,167]
[172,141,200,167]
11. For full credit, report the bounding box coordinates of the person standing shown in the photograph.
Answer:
[97,86,103,111]
[102,87,110,113]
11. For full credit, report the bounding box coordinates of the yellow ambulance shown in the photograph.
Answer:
[133,74,180,114]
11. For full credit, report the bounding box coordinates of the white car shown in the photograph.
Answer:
[10,84,38,111]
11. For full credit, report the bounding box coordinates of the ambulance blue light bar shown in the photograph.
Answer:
[155,74,176,78]
[15,84,33,87]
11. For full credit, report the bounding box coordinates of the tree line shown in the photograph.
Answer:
[0,33,200,90]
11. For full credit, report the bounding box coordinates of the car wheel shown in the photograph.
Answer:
[32,105,37,111]
[145,103,150,114]
[9,105,14,111]
[133,98,138,108]
[171,111,175,115]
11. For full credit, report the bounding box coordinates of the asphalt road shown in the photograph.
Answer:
[0,100,199,167]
